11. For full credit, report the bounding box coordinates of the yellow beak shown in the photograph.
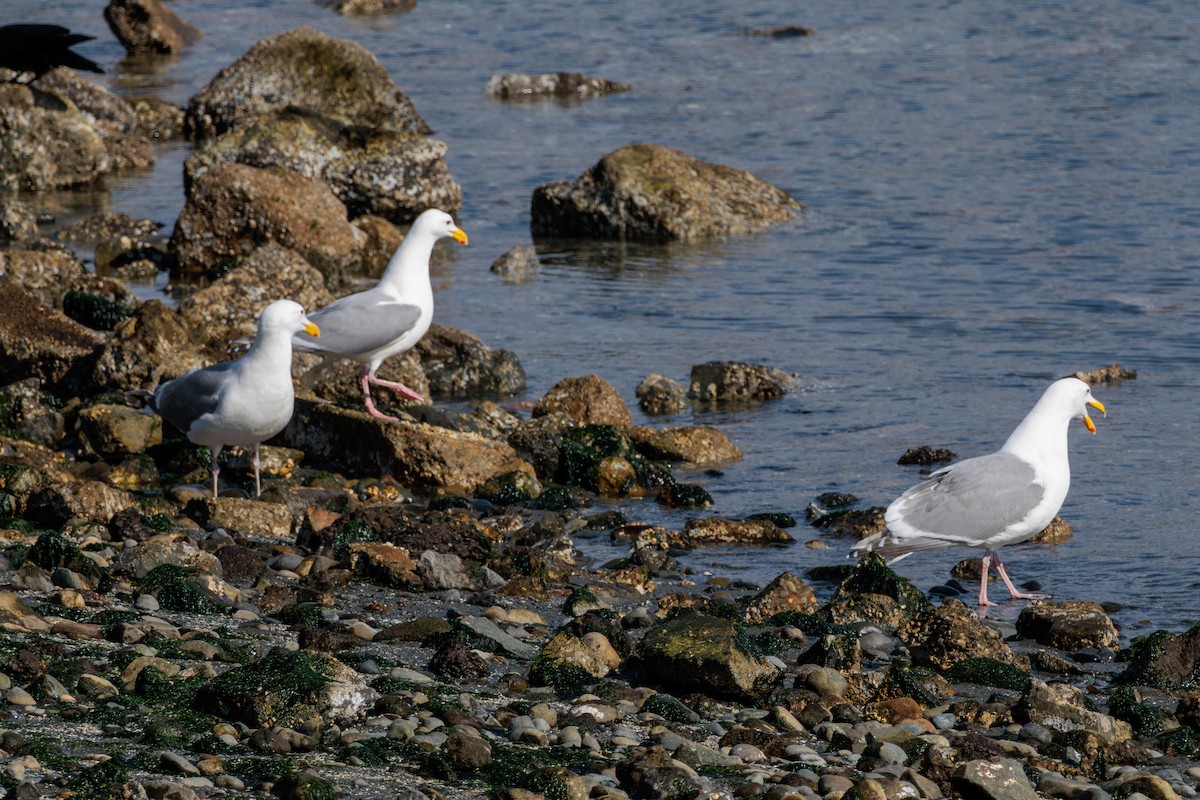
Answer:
[451,227,468,245]
[304,322,320,337]
[1082,398,1105,434]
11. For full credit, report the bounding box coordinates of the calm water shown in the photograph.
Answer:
[4,1,1199,638]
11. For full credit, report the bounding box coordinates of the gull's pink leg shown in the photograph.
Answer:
[993,553,1051,600]
[978,551,997,607]
[361,372,400,421]
[253,443,263,497]
[210,447,222,499]
[367,371,425,403]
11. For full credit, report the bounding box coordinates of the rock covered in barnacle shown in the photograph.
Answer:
[531,143,802,241]
[104,0,201,54]
[485,72,631,100]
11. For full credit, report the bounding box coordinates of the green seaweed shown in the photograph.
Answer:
[1107,684,1168,739]
[659,482,713,509]
[28,529,80,570]
[66,757,129,800]
[62,290,135,332]
[195,649,336,728]
[428,494,472,511]
[944,657,1031,692]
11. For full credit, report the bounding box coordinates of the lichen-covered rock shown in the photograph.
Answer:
[104,0,201,54]
[91,300,206,391]
[170,163,366,279]
[74,403,162,459]
[0,200,37,244]
[0,283,103,392]
[324,0,416,14]
[689,360,792,403]
[486,72,631,100]
[197,649,378,728]
[490,244,540,284]
[744,572,819,622]
[1015,678,1132,743]
[184,26,431,139]
[0,83,109,190]
[186,113,461,224]
[531,631,621,682]
[637,612,782,700]
[0,379,66,448]
[1015,600,1119,651]
[37,70,156,171]
[636,374,687,415]
[683,517,792,546]
[188,497,295,541]
[630,425,742,465]
[282,399,531,492]
[0,248,132,312]
[531,143,801,241]
[25,479,136,526]
[898,598,1019,671]
[415,324,526,399]
[176,243,333,358]
[533,375,631,427]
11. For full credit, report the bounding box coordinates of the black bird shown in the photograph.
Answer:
[0,24,104,83]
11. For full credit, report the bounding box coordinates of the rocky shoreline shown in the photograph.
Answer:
[0,14,1197,800]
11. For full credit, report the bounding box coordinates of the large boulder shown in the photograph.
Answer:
[637,612,782,700]
[176,243,334,358]
[91,300,207,391]
[37,70,157,171]
[184,112,461,224]
[689,360,792,403]
[414,324,526,399]
[184,26,431,139]
[629,425,742,465]
[105,0,201,54]
[282,399,532,492]
[898,598,1019,671]
[1117,623,1200,691]
[1015,679,1132,743]
[532,375,632,428]
[169,163,366,279]
[0,84,111,191]
[531,143,802,241]
[0,283,103,392]
[1015,601,1120,652]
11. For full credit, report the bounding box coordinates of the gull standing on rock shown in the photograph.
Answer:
[291,208,468,421]
[151,300,319,499]
[850,377,1106,607]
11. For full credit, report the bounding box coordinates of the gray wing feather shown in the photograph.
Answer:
[887,452,1044,542]
[151,361,238,432]
[293,294,422,357]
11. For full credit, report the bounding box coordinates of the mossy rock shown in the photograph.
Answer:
[944,657,1031,692]
[428,494,472,511]
[1107,684,1168,739]
[530,485,582,511]
[659,482,713,509]
[1117,623,1200,691]
[475,469,541,505]
[28,530,81,570]
[330,519,377,553]
[62,290,135,332]
[195,649,337,728]
[827,552,930,620]
[557,424,630,490]
[67,756,129,799]
[271,769,336,800]
[141,564,221,614]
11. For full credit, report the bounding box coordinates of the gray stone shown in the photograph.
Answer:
[486,72,631,100]
[953,758,1039,800]
[457,615,537,659]
[636,374,688,415]
[489,245,540,283]
[417,550,477,591]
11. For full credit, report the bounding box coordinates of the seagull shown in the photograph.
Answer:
[851,377,1106,607]
[291,208,467,421]
[0,24,104,83]
[150,300,319,499]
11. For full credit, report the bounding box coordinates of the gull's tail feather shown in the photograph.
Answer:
[850,530,949,562]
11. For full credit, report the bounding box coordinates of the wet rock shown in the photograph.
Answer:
[636,374,688,415]
[348,542,420,588]
[1016,601,1119,651]
[1028,515,1073,545]
[532,143,801,241]
[616,750,702,800]
[0,249,87,308]
[689,360,792,403]
[444,727,491,771]
[131,96,185,141]
[745,24,815,38]
[0,200,37,244]
[185,111,460,225]
[185,26,431,139]
[899,598,1019,670]
[104,0,201,54]
[490,245,540,283]
[824,554,931,631]
[638,612,782,700]
[325,0,417,15]
[170,163,366,279]
[1015,679,1132,743]
[1073,364,1136,384]
[414,324,526,398]
[0,83,109,190]
[1117,623,1200,691]
[0,379,66,447]
[897,445,955,466]
[683,517,793,546]
[178,243,333,357]
[37,70,156,172]
[74,402,162,459]
[92,300,206,391]
[0,283,103,392]
[953,758,1039,800]
[812,506,888,539]
[744,572,819,622]
[283,400,530,492]
[197,649,377,728]
[26,479,135,526]
[533,374,632,427]
[456,615,537,659]
[532,631,621,682]
[271,770,334,799]
[630,425,742,465]
[486,72,631,99]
